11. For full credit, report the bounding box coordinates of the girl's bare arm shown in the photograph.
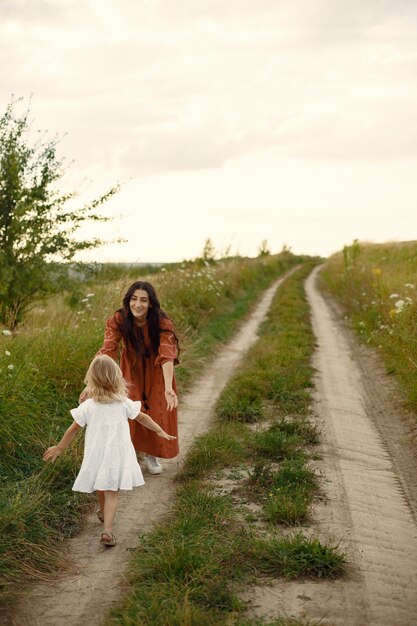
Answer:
[43,421,81,462]
[135,411,176,440]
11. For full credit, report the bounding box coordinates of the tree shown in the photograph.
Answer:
[0,98,119,328]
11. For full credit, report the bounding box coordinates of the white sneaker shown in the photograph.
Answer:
[144,455,163,475]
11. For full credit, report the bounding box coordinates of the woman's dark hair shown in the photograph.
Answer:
[117,281,178,358]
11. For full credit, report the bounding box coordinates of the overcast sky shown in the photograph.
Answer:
[1,0,416,262]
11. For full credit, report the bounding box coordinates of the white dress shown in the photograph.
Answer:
[70,398,145,493]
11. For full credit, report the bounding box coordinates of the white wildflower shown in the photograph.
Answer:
[86,293,95,298]
[389,294,399,299]
[395,300,405,313]
[2,329,12,336]
[7,364,14,370]
[81,298,89,303]
[5,350,11,356]
[405,283,415,289]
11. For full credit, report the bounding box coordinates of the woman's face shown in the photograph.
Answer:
[129,289,151,324]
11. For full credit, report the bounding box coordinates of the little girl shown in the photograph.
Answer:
[43,354,175,547]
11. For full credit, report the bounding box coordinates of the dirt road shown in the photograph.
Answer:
[246,266,417,626]
[7,272,293,626]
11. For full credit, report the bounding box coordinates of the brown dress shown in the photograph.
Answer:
[97,312,179,458]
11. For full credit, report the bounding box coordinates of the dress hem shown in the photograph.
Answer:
[72,483,145,493]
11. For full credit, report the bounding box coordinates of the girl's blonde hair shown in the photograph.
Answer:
[84,355,128,403]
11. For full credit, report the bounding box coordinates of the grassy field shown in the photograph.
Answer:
[320,240,417,416]
[3,240,416,624]
[0,250,306,605]
[107,260,345,626]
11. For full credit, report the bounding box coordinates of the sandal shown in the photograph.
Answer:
[100,532,117,547]
[96,509,104,523]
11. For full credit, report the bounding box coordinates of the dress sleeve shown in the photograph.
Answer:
[154,318,178,367]
[96,313,122,360]
[70,401,90,427]
[123,398,142,420]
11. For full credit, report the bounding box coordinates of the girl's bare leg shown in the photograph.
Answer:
[103,490,118,536]
[97,490,105,518]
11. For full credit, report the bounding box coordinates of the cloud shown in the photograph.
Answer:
[119,123,256,176]
[1,0,416,180]
[0,0,67,22]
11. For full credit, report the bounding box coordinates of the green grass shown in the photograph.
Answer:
[216,374,266,423]
[320,240,417,415]
[217,264,318,424]
[253,425,303,460]
[252,532,345,579]
[0,251,303,603]
[261,459,317,525]
[246,417,320,525]
[176,421,250,482]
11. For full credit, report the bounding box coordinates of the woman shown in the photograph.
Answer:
[81,281,179,474]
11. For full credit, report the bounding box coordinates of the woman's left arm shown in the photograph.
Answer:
[162,360,178,410]
[155,319,179,411]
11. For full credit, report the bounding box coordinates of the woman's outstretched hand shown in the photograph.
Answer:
[164,389,178,411]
